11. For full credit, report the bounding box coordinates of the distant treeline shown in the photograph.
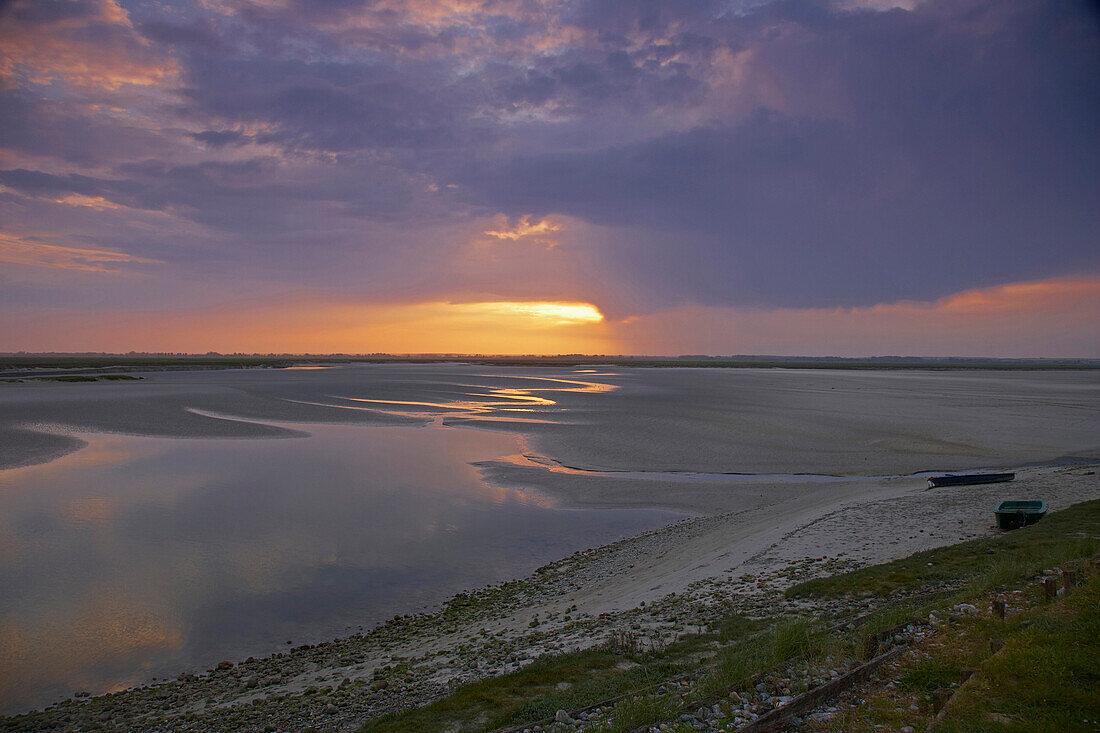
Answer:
[1,353,1098,377]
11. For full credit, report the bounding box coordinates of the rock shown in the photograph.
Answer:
[728,691,741,703]
[902,727,916,733]
[554,709,572,724]
[324,704,338,714]
[216,661,233,670]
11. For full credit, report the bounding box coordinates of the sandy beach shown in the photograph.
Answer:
[1,364,1098,730]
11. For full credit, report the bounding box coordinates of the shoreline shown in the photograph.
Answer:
[5,461,1098,731]
[3,364,1097,727]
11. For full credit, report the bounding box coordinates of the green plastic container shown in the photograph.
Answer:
[993,500,1047,530]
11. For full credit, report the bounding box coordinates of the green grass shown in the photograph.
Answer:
[360,647,682,733]
[586,694,679,733]
[897,658,968,692]
[701,616,830,698]
[360,614,768,733]
[787,500,1100,600]
[936,575,1100,733]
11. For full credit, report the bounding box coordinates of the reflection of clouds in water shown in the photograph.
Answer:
[0,596,183,706]
[0,368,672,713]
[0,431,141,485]
[0,419,587,708]
[59,495,119,524]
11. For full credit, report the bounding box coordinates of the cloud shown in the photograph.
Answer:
[52,194,124,211]
[0,0,1097,355]
[455,0,1100,307]
[0,0,178,90]
[615,276,1100,357]
[0,232,159,272]
[483,215,563,240]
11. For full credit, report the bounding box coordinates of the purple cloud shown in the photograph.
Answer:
[0,0,1096,328]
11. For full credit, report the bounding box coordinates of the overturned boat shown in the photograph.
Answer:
[927,472,1015,488]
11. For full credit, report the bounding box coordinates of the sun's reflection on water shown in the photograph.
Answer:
[331,374,617,420]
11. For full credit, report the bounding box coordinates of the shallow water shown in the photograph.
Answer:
[0,419,678,714]
[2,363,1096,714]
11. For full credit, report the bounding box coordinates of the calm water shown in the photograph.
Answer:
[0,419,678,713]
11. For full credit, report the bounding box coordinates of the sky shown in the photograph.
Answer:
[0,0,1097,356]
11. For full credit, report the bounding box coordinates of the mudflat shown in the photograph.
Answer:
[1,364,1097,728]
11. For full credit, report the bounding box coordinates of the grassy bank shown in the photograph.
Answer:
[361,499,1100,733]
[814,564,1100,732]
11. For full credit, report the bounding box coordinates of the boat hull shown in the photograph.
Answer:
[994,500,1048,530]
[928,472,1015,488]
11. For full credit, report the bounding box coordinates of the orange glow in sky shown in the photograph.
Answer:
[2,280,1098,357]
[0,299,612,355]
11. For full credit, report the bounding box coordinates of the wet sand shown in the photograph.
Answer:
[4,365,1098,475]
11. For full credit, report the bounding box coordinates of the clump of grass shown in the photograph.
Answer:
[709,613,761,642]
[897,659,965,692]
[773,617,826,661]
[701,617,827,697]
[587,693,678,733]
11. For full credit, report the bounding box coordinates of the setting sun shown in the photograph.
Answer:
[457,301,604,326]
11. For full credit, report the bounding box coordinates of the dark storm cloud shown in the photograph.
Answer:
[454,0,1100,306]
